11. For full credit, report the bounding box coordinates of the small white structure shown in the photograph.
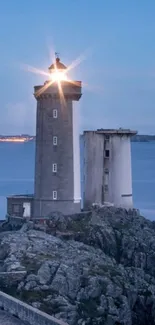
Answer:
[82,128,137,209]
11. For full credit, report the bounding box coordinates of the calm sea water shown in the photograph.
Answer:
[0,141,155,220]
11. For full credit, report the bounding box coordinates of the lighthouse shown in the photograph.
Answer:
[33,55,82,217]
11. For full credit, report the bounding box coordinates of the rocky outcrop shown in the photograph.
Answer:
[0,207,155,324]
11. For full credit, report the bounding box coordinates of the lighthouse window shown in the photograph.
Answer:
[105,150,110,158]
[53,163,57,173]
[53,191,57,200]
[53,136,57,146]
[53,109,58,118]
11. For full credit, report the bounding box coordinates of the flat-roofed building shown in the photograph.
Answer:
[82,128,137,209]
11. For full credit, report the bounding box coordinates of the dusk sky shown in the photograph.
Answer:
[0,0,155,135]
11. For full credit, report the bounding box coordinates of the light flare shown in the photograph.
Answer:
[35,80,53,97]
[66,54,86,73]
[22,50,87,83]
[57,80,66,107]
[22,48,102,102]
[50,71,68,82]
[21,64,49,78]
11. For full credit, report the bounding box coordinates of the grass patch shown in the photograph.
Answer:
[19,289,52,303]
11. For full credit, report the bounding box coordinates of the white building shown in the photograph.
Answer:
[82,129,137,209]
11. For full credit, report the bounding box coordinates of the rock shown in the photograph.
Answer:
[26,274,38,282]
[17,281,24,291]
[19,221,34,232]
[1,207,155,324]
[25,280,38,291]
[40,285,50,290]
[37,261,52,285]
[4,255,25,272]
[31,302,41,308]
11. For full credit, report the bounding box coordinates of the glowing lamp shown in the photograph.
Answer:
[48,56,68,82]
[50,70,68,81]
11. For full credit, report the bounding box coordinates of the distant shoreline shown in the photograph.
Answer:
[0,135,35,143]
[0,134,155,143]
[131,135,155,142]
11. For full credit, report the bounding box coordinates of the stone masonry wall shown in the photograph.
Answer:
[0,290,68,325]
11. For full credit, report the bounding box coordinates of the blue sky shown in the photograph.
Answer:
[0,0,155,134]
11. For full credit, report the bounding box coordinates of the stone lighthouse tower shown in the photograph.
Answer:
[33,55,82,217]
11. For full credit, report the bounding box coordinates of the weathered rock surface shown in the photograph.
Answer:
[0,207,155,324]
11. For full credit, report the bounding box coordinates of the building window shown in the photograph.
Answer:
[104,185,108,192]
[53,191,57,200]
[53,163,57,173]
[104,173,109,185]
[53,136,57,146]
[105,149,110,158]
[105,135,110,141]
[104,168,109,174]
[12,204,20,214]
[53,109,58,118]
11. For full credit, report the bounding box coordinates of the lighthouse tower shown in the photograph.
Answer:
[33,55,82,217]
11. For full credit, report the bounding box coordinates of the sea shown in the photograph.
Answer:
[0,141,155,220]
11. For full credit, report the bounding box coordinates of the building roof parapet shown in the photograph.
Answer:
[84,128,137,136]
[7,194,34,199]
[34,81,82,100]
[34,80,81,90]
